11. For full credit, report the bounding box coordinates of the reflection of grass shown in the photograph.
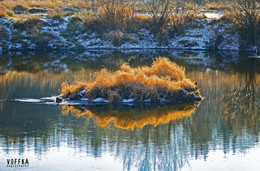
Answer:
[61,103,200,130]
[61,57,200,102]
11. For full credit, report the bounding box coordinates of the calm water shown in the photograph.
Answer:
[0,51,260,171]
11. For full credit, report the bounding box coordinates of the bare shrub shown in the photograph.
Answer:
[105,31,125,46]
[98,1,135,32]
[13,15,42,30]
[221,0,260,47]
[145,0,173,44]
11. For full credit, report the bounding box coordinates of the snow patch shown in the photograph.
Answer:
[204,12,222,19]
[92,98,109,103]
[80,98,89,101]
[122,98,136,103]
[14,98,41,103]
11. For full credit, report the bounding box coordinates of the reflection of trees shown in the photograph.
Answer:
[184,61,260,156]
[0,51,153,73]
[0,51,249,74]
[222,59,260,137]
[0,103,59,155]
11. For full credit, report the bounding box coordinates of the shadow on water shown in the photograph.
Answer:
[0,51,260,170]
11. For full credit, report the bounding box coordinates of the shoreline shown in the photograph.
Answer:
[0,46,258,55]
[1,12,259,54]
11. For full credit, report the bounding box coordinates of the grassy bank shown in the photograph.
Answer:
[0,0,259,52]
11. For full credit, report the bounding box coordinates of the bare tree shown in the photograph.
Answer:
[145,0,173,37]
[222,0,259,46]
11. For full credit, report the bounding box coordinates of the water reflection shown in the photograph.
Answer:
[60,103,200,130]
[0,69,93,99]
[185,58,260,156]
[221,58,260,139]
[0,51,260,170]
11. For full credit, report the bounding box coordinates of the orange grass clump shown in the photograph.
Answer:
[0,7,13,18]
[60,57,201,103]
[0,0,64,10]
[60,103,199,130]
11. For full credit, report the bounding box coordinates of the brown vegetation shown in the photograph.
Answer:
[145,0,201,45]
[46,9,71,20]
[220,0,260,46]
[145,0,173,43]
[204,3,230,11]
[1,0,65,10]
[83,4,151,46]
[0,6,13,18]
[12,14,42,30]
[60,57,200,103]
[1,0,258,49]
[1,0,203,47]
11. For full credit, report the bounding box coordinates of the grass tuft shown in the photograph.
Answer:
[0,7,14,18]
[13,15,42,30]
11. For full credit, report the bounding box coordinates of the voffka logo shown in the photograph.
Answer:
[6,158,29,168]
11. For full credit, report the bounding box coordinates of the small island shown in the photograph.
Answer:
[57,57,202,104]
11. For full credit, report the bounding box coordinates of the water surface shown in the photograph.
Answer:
[0,51,260,170]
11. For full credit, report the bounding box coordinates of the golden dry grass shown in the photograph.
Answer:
[204,3,230,11]
[12,13,41,23]
[222,9,260,26]
[60,103,199,130]
[184,2,201,13]
[61,57,197,101]
[135,13,150,21]
[69,0,93,9]
[0,0,97,11]
[99,5,134,17]
[1,0,65,10]
[0,6,13,18]
[46,9,70,19]
[97,5,136,32]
